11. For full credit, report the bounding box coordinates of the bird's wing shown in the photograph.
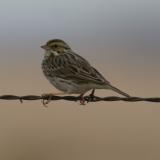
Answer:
[51,52,110,85]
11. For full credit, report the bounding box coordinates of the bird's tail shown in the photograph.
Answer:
[107,84,130,97]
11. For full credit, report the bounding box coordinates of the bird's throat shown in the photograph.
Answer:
[44,50,59,58]
[51,50,59,56]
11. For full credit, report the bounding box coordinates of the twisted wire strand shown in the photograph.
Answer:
[0,95,160,103]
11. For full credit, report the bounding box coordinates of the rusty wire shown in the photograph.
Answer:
[0,95,160,104]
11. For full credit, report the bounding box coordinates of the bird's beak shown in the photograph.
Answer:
[41,45,48,50]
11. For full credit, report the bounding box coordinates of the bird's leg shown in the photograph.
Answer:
[90,89,95,97]
[87,89,96,103]
[78,90,96,105]
[78,93,86,105]
[41,92,65,107]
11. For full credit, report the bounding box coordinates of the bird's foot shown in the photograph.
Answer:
[77,94,86,105]
[80,96,86,105]
[87,89,96,103]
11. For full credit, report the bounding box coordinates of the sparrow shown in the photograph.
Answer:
[41,39,130,104]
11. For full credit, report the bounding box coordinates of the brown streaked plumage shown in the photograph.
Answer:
[41,39,130,104]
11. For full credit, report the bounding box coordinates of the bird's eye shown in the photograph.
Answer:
[54,44,58,48]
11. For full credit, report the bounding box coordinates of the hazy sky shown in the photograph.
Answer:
[0,0,160,48]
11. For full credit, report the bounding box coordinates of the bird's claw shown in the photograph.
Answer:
[86,89,96,103]
[86,94,96,103]
[77,95,86,105]
[80,98,86,105]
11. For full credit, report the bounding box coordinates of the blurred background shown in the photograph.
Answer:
[0,0,160,159]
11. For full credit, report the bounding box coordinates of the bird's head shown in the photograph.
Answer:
[41,39,71,56]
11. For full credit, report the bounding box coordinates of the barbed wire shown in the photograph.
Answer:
[0,94,160,105]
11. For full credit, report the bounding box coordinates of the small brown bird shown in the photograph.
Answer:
[41,39,130,104]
